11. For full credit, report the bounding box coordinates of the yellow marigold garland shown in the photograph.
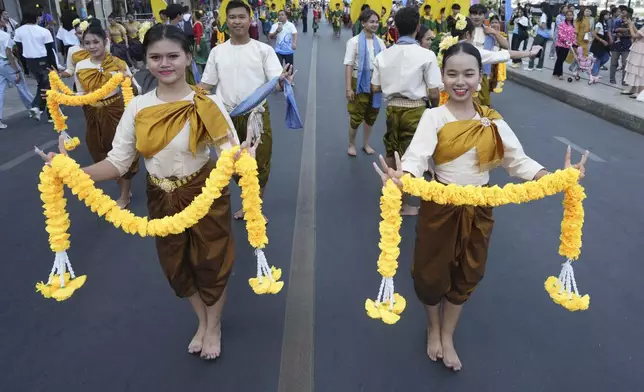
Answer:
[121,77,134,106]
[439,91,449,106]
[50,71,74,95]
[46,71,127,133]
[366,168,589,324]
[36,147,283,301]
[493,62,507,94]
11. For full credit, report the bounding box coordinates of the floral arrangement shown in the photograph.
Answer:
[454,13,467,31]
[47,71,133,149]
[36,146,282,301]
[121,77,135,106]
[493,62,507,93]
[437,35,458,68]
[366,168,588,324]
[439,91,449,106]
[138,21,152,42]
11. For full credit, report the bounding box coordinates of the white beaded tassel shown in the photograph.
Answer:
[375,277,396,310]
[556,260,580,298]
[46,252,74,288]
[255,249,275,281]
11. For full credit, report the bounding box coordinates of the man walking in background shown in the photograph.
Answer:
[269,10,297,66]
[302,2,309,33]
[13,11,58,122]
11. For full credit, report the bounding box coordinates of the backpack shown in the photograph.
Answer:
[180,17,194,37]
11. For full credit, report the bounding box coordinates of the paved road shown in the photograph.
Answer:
[1,23,643,392]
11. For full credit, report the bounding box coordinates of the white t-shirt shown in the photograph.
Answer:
[202,39,283,109]
[13,24,53,59]
[56,27,80,47]
[0,29,12,60]
[516,16,529,27]
[270,21,297,55]
[595,22,604,35]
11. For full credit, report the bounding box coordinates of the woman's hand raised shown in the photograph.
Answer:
[35,134,68,164]
[372,152,404,188]
[564,145,589,179]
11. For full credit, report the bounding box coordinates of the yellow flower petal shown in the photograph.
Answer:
[52,286,76,301]
[379,309,400,324]
[268,281,284,294]
[365,299,381,319]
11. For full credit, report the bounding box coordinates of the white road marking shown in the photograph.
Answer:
[0,139,58,171]
[553,136,606,163]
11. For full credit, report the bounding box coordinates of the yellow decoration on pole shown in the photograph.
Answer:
[366,168,589,324]
[36,147,282,302]
[151,0,168,23]
[375,0,390,23]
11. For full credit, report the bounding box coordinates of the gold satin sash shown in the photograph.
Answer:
[433,104,504,171]
[71,49,90,66]
[76,54,127,93]
[134,88,230,158]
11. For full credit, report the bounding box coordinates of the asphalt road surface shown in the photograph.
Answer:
[1,22,642,392]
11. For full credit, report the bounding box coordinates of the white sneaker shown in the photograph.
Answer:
[29,107,42,121]
[524,67,534,71]
[0,121,7,129]
[535,67,543,71]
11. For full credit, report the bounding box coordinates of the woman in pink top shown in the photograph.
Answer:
[553,10,576,79]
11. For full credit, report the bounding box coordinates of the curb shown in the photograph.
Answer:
[507,69,644,135]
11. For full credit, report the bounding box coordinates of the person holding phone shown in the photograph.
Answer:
[269,10,297,66]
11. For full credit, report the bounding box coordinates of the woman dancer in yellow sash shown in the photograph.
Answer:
[374,42,588,372]
[41,24,254,361]
[73,24,139,208]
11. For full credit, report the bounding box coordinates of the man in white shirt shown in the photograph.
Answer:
[269,10,297,66]
[371,6,441,215]
[198,0,294,220]
[13,11,58,122]
[0,22,34,128]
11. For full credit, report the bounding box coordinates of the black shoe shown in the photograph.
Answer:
[610,79,616,84]
[622,81,629,86]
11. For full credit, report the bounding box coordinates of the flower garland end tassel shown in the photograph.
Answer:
[544,260,589,311]
[35,251,87,301]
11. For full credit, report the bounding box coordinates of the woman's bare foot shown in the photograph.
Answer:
[233,208,269,224]
[116,192,132,209]
[200,322,222,360]
[233,208,245,220]
[441,335,462,371]
[362,145,375,155]
[348,145,357,157]
[401,204,419,216]
[427,328,443,361]
[188,324,206,354]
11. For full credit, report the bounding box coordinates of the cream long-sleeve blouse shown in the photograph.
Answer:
[106,89,239,179]
[401,105,544,186]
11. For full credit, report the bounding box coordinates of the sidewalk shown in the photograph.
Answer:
[506,41,644,134]
[3,77,38,122]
